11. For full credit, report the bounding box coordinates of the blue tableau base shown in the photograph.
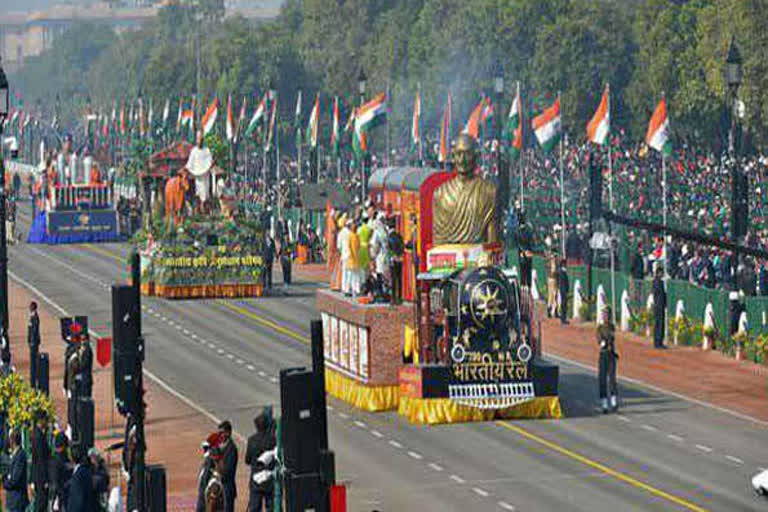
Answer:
[26,211,122,244]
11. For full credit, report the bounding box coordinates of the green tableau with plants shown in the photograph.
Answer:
[132,210,266,297]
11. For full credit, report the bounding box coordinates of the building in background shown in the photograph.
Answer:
[0,0,279,73]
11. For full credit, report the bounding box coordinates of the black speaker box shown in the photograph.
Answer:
[112,285,139,352]
[280,367,322,474]
[284,472,327,512]
[38,352,49,396]
[145,464,167,512]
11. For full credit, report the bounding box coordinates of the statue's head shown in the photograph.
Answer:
[452,133,478,177]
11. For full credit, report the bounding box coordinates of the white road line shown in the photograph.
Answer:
[473,488,489,497]
[498,502,516,511]
[428,463,444,472]
[174,324,182,330]
[337,412,349,419]
[160,316,167,321]
[258,370,267,377]
[388,440,403,449]
[725,455,744,464]
[641,424,658,432]
[326,405,334,411]
[236,359,244,365]
[183,329,191,335]
[226,354,234,360]
[370,430,384,438]
[695,444,713,453]
[450,475,465,484]
[544,352,768,427]
[407,451,423,460]
[616,415,631,422]
[269,377,278,383]
[667,434,684,442]
[217,349,225,355]
[8,270,248,445]
[246,365,255,371]
[354,421,367,429]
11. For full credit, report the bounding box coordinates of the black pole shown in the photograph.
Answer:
[131,252,146,511]
[0,122,8,339]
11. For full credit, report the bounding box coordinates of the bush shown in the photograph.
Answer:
[0,374,56,430]
[669,316,704,347]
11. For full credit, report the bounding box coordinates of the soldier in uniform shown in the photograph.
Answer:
[557,259,569,324]
[597,306,619,413]
[546,243,558,317]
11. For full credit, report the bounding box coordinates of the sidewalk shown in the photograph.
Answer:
[7,279,250,511]
[540,312,768,423]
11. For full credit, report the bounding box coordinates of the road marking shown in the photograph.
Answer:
[496,421,708,512]
[544,352,768,428]
[473,488,489,497]
[388,440,403,449]
[370,430,384,438]
[269,377,278,383]
[226,354,234,360]
[258,370,267,377]
[217,349,225,355]
[191,333,198,339]
[161,316,167,321]
[338,412,349,420]
[183,329,191,335]
[641,424,658,432]
[217,301,308,344]
[8,269,248,446]
[407,451,423,460]
[498,502,516,511]
[326,405,334,411]
[667,434,684,442]
[236,359,244,365]
[428,463,444,472]
[246,365,255,371]
[450,475,465,484]
[354,421,367,429]
[174,324,182,330]
[616,415,631,422]
[725,455,744,464]
[695,444,713,453]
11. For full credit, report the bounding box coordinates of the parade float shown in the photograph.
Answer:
[318,134,561,425]
[132,137,265,299]
[27,154,120,244]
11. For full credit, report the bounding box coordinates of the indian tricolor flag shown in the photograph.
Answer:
[646,96,671,155]
[202,98,219,135]
[226,95,235,142]
[246,95,267,137]
[307,93,320,148]
[587,84,610,145]
[331,96,340,155]
[439,92,452,163]
[355,92,387,136]
[533,97,562,153]
[463,97,490,139]
[506,82,522,159]
[411,91,421,148]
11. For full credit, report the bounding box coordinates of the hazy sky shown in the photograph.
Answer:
[1,0,283,14]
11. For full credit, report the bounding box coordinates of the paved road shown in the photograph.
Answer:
[9,203,768,511]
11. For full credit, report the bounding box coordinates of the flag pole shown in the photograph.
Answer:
[607,84,616,324]
[276,103,281,219]
[418,82,423,166]
[386,83,391,168]
[518,81,524,210]
[559,92,566,259]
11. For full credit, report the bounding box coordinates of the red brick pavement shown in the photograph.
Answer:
[7,280,250,510]
[540,313,768,423]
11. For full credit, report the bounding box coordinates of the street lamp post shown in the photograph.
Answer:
[358,67,367,199]
[493,58,506,217]
[725,37,744,244]
[0,59,10,339]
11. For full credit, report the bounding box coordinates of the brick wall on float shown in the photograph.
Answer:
[316,289,415,386]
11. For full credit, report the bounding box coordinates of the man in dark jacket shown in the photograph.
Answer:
[3,429,29,512]
[245,409,277,512]
[218,420,238,512]
[652,267,667,349]
[89,447,110,510]
[263,235,275,292]
[28,300,41,389]
[31,412,51,511]
[557,259,569,325]
[67,447,97,512]
[48,432,73,511]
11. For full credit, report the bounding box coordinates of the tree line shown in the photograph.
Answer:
[11,0,768,153]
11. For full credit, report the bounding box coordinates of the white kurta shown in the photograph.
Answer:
[337,227,351,294]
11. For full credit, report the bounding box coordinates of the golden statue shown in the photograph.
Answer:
[433,134,499,245]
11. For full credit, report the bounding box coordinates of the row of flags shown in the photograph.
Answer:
[4,84,672,163]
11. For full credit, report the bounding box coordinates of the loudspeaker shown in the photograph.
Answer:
[38,352,49,396]
[280,367,322,474]
[74,397,94,451]
[115,351,140,415]
[318,450,335,486]
[284,472,327,512]
[112,285,139,352]
[145,464,167,512]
